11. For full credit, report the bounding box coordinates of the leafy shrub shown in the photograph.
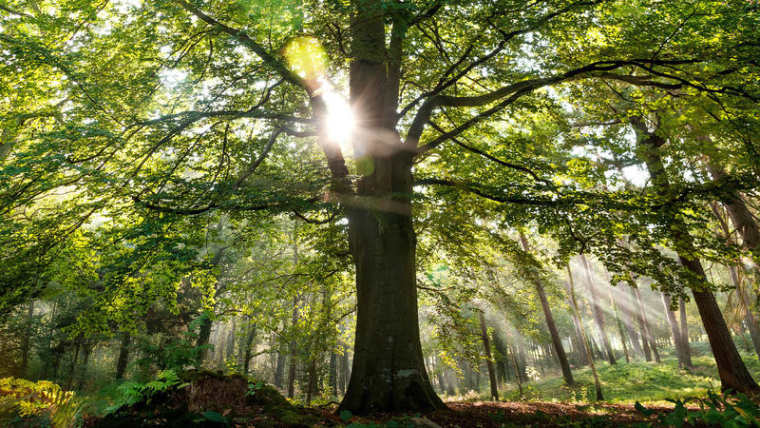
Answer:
[636,391,760,427]
[104,369,187,413]
[0,377,82,428]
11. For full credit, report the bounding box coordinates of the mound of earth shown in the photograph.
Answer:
[90,370,321,428]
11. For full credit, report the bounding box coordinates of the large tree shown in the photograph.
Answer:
[2,0,759,413]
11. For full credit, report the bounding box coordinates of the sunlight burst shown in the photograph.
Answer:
[321,87,356,155]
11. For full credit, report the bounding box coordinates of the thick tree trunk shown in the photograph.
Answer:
[519,232,574,385]
[687,260,759,392]
[340,159,442,412]
[115,333,130,379]
[637,126,758,393]
[580,254,616,365]
[335,0,443,414]
[478,312,499,401]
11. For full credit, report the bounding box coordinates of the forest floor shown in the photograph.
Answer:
[7,351,759,427]
[80,368,699,428]
[315,400,675,427]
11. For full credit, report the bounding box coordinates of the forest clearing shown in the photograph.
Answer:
[2,0,760,426]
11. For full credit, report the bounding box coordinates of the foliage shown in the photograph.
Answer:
[636,391,760,428]
[0,377,82,428]
[501,355,733,404]
[104,369,187,414]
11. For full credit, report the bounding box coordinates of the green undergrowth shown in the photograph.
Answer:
[494,352,760,404]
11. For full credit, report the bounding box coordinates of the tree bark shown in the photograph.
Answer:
[580,254,616,365]
[636,125,758,393]
[478,312,499,400]
[710,200,760,360]
[335,0,444,414]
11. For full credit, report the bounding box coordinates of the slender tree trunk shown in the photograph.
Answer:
[729,264,760,359]
[67,342,80,389]
[631,285,653,361]
[329,352,338,397]
[492,330,508,384]
[275,349,286,389]
[679,297,693,367]
[565,288,590,365]
[20,302,34,376]
[196,310,213,365]
[77,344,91,390]
[620,290,644,359]
[662,293,688,368]
[287,307,298,399]
[706,160,760,268]
[226,318,236,363]
[478,312,499,400]
[580,254,616,365]
[637,125,758,393]
[242,322,256,375]
[519,231,574,385]
[608,285,630,364]
[115,333,130,379]
[509,344,524,397]
[635,287,661,363]
[567,265,603,400]
[306,358,317,405]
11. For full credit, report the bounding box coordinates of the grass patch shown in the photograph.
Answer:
[493,350,760,404]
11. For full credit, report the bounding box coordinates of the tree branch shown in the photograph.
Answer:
[174,0,308,92]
